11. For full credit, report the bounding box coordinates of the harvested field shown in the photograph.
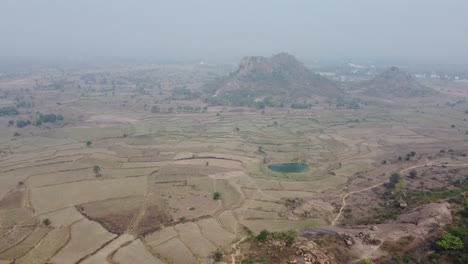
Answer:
[197,217,236,247]
[112,239,163,264]
[174,222,216,257]
[81,234,134,264]
[0,227,50,260]
[15,228,69,264]
[50,219,116,264]
[1,66,468,263]
[38,207,84,228]
[30,177,147,213]
[151,238,197,264]
[76,196,144,234]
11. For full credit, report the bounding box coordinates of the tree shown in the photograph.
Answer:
[389,173,401,188]
[86,141,92,147]
[93,165,101,177]
[213,192,220,200]
[409,170,417,178]
[43,218,51,226]
[436,233,464,253]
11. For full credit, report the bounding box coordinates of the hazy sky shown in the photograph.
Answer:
[1,0,467,64]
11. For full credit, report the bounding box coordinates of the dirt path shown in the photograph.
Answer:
[230,237,246,264]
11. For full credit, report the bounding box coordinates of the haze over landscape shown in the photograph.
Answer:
[1,1,468,264]
[1,0,468,65]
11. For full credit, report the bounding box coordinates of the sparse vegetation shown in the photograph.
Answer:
[359,259,376,264]
[214,249,223,261]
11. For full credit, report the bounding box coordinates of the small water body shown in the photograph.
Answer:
[268,163,309,173]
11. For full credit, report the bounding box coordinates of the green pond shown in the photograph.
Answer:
[268,163,309,173]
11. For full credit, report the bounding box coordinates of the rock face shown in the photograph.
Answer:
[359,66,437,98]
[205,53,341,106]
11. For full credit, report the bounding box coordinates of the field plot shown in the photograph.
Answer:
[15,228,69,264]
[38,207,84,228]
[112,239,164,264]
[0,227,50,260]
[81,234,134,264]
[50,219,116,264]
[77,196,145,234]
[174,222,217,257]
[30,177,147,213]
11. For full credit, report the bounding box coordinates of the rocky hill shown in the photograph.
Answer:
[359,66,437,98]
[204,53,341,106]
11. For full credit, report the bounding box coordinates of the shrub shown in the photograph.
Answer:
[436,233,464,253]
[409,170,417,178]
[214,249,223,261]
[86,141,92,147]
[213,192,220,200]
[43,218,51,226]
[256,229,269,242]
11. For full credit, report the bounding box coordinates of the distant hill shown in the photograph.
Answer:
[204,53,341,106]
[359,66,437,98]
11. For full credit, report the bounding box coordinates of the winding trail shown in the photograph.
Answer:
[331,159,467,226]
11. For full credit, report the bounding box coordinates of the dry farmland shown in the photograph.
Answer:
[0,66,468,263]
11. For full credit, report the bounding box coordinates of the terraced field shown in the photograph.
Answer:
[1,73,468,263]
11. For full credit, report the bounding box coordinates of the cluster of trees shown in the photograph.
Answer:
[291,103,312,109]
[9,113,64,128]
[254,229,296,246]
[16,100,32,108]
[151,105,208,114]
[171,87,201,100]
[336,97,362,109]
[37,113,64,124]
[206,89,257,107]
[176,105,207,113]
[0,106,19,116]
[16,120,31,128]
[398,151,416,161]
